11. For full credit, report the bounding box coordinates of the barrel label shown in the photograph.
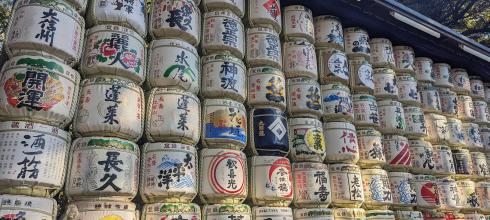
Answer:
[385,140,411,166]
[327,53,349,79]
[398,179,416,204]
[252,109,288,151]
[0,195,55,220]
[204,105,246,143]
[208,151,246,194]
[291,127,325,154]
[294,167,331,203]
[144,151,196,192]
[265,158,293,198]
[262,0,281,21]
[322,89,353,116]
[358,64,374,89]
[91,34,143,73]
[289,81,322,112]
[366,174,392,203]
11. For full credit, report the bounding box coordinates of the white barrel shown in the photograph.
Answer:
[451,68,471,95]
[432,145,456,176]
[453,149,474,178]
[396,75,420,106]
[433,63,453,88]
[247,0,282,33]
[373,68,398,99]
[283,39,318,79]
[81,24,146,84]
[481,126,490,152]
[485,83,490,103]
[394,211,423,220]
[383,135,412,172]
[0,121,70,197]
[145,88,201,145]
[470,76,485,100]
[201,53,247,102]
[320,83,353,121]
[0,194,57,219]
[413,175,440,209]
[252,207,293,220]
[294,208,333,220]
[323,122,359,164]
[329,164,365,208]
[203,204,251,220]
[366,210,395,220]
[87,0,145,37]
[293,162,331,207]
[463,122,483,151]
[288,118,326,162]
[316,47,350,85]
[447,118,466,148]
[246,27,282,68]
[142,203,200,220]
[425,113,450,144]
[439,87,458,117]
[283,5,314,42]
[457,179,480,211]
[419,83,442,113]
[73,77,144,141]
[409,140,435,174]
[352,94,379,128]
[457,95,475,121]
[203,0,245,18]
[199,148,247,204]
[361,168,393,209]
[435,177,461,211]
[349,57,374,93]
[149,0,200,45]
[344,27,370,59]
[393,46,415,74]
[248,107,289,156]
[247,67,287,110]
[65,137,139,201]
[140,143,198,203]
[357,128,385,168]
[333,208,366,220]
[464,213,486,220]
[377,100,406,134]
[249,156,293,206]
[287,78,323,118]
[0,55,80,128]
[403,106,427,138]
[474,100,490,125]
[313,15,344,49]
[476,182,490,214]
[202,99,247,150]
[388,172,417,209]
[471,151,489,179]
[67,0,87,14]
[414,57,434,83]
[202,10,245,58]
[147,39,200,94]
[6,1,85,66]
[369,38,395,69]
[62,201,137,220]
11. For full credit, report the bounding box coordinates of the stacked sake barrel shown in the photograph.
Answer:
[0,0,85,218]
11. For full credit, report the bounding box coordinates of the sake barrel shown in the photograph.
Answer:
[414,57,434,83]
[474,101,490,125]
[248,156,293,206]
[288,118,326,162]
[388,172,417,209]
[352,94,379,128]
[344,27,370,59]
[140,143,198,203]
[373,68,398,99]
[369,38,395,69]
[447,118,466,148]
[87,0,145,37]
[439,87,459,117]
[0,194,57,220]
[333,208,366,220]
[403,106,427,138]
[292,162,331,207]
[145,88,201,145]
[464,213,486,220]
[202,99,247,150]
[283,5,314,43]
[248,108,289,156]
[471,152,489,179]
[433,63,453,88]
[394,210,423,220]
[199,148,247,204]
[357,128,385,168]
[316,47,350,85]
[147,39,200,94]
[150,0,200,45]
[203,204,251,220]
[62,201,137,220]
[413,174,440,209]
[313,15,344,49]
[323,122,359,164]
[293,208,334,220]
[476,182,490,214]
[457,179,480,212]
[462,123,483,151]
[481,126,490,152]
[287,77,323,119]
[329,164,365,208]
[246,27,282,68]
[425,113,450,145]
[73,77,144,141]
[0,55,80,128]
[457,95,475,121]
[435,177,461,211]
[201,53,247,102]
[67,0,87,14]
[81,24,146,84]
[396,75,420,106]
[0,121,70,197]
[383,135,411,171]
[485,83,490,103]
[432,145,456,176]
[283,39,318,79]
[320,83,353,121]
[393,46,415,74]
[409,140,435,174]
[202,10,245,59]
[361,168,393,209]
[65,137,139,201]
[142,203,200,220]
[349,57,375,93]
[247,0,282,33]
[366,210,395,220]
[247,67,287,110]
[6,0,84,66]
[377,100,406,134]
[252,207,293,220]
[419,83,442,113]
[470,76,485,100]
[451,68,471,95]
[453,149,474,178]
[203,0,245,18]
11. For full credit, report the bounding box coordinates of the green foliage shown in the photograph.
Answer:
[0,2,12,42]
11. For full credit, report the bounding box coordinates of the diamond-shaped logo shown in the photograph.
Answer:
[268,117,286,140]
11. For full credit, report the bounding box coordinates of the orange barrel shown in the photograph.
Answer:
[349,57,374,94]
[246,27,282,69]
[439,87,458,117]
[203,0,245,18]
[352,94,379,128]
[287,77,323,119]
[360,168,393,209]
[357,128,385,168]
[456,95,475,121]
[393,46,415,75]
[396,75,420,106]
[320,83,353,121]
[403,106,427,138]
[344,27,370,59]
[409,140,435,174]
[446,118,466,148]
[288,118,326,163]
[247,67,286,110]
[87,0,145,37]
[292,162,331,208]
[247,0,282,33]
[203,204,251,220]
[388,172,417,209]
[369,38,395,69]
[377,100,406,134]
[283,5,314,42]
[413,174,441,209]
[419,83,442,113]
[0,194,57,219]
[432,145,456,176]
[414,57,434,83]
[248,107,289,156]
[294,208,334,220]
[470,76,485,100]
[142,203,200,220]
[329,164,364,208]
[383,135,411,171]
[433,63,453,88]
[435,177,461,211]
[61,201,137,220]
[462,122,483,151]
[425,113,450,145]
[202,10,245,58]
[283,39,318,79]
[313,15,344,50]
[451,68,471,95]
[373,68,398,100]
[323,122,359,164]
[316,47,350,85]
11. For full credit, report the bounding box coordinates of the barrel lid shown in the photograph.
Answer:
[324,121,355,130]
[352,93,376,101]
[373,68,396,75]
[202,53,246,67]
[204,9,242,21]
[321,82,350,92]
[150,38,198,55]
[369,38,392,44]
[144,203,200,214]
[393,45,414,51]
[294,208,333,218]
[248,66,284,76]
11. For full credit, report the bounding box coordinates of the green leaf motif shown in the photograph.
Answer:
[97,54,108,63]
[16,57,64,73]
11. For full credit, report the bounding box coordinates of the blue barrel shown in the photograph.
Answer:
[249,108,289,156]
